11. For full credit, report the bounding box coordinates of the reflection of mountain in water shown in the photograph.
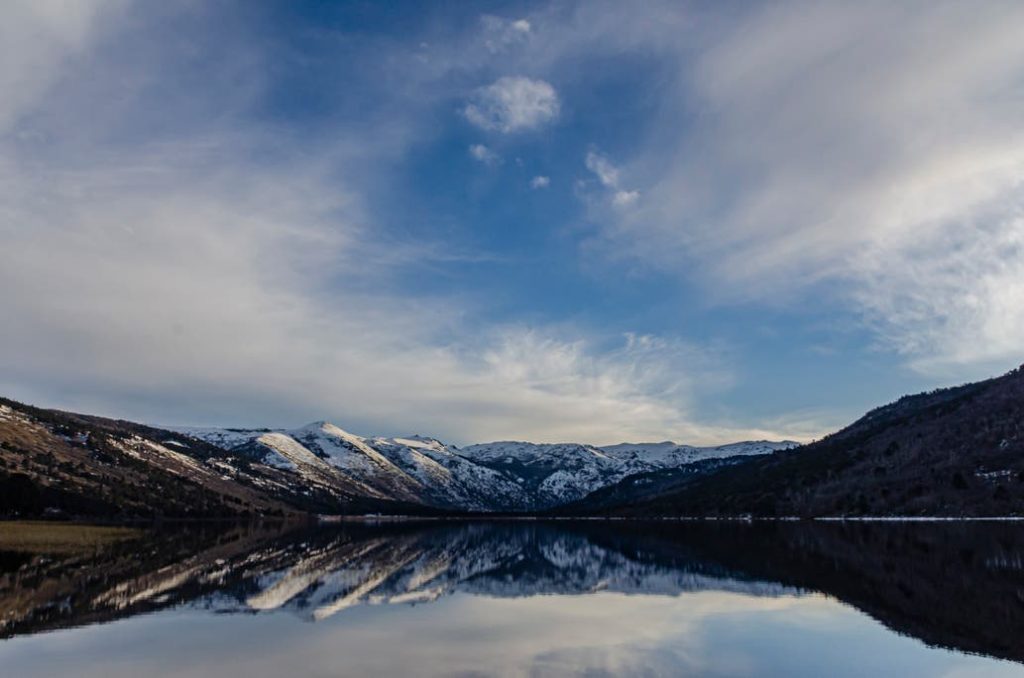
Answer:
[2,521,1023,664]
[236,523,800,620]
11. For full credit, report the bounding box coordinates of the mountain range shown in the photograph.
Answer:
[1,363,1022,518]
[0,396,793,517]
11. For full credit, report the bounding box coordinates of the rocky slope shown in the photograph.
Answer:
[458,439,794,507]
[176,423,533,511]
[0,400,434,519]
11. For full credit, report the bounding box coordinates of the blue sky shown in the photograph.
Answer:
[2,1,1023,444]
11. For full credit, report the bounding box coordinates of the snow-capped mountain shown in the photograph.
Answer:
[458,441,652,506]
[177,423,798,512]
[601,440,798,466]
[177,422,530,511]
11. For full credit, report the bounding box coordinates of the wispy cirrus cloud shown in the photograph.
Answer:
[0,0,124,129]
[543,1,1024,379]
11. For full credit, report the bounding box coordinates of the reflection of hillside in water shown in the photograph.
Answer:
[1,520,1022,663]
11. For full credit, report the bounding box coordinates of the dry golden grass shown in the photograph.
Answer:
[0,521,141,553]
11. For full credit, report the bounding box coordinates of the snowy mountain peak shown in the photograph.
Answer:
[296,421,359,440]
[601,441,686,455]
[601,440,799,465]
[382,435,447,452]
[175,422,798,512]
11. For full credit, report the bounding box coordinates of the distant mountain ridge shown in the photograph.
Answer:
[0,396,794,517]
[176,424,797,512]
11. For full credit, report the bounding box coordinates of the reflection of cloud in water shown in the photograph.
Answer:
[6,589,1015,678]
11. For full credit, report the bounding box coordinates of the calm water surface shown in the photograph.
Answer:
[1,520,1022,677]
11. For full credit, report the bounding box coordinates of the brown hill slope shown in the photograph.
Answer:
[0,398,420,519]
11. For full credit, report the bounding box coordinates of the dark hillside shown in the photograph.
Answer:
[0,398,423,519]
[582,366,1024,516]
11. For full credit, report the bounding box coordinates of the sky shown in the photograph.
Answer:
[2,1,1023,445]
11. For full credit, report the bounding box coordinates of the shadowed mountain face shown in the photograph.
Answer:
[570,365,1024,517]
[1,520,1022,665]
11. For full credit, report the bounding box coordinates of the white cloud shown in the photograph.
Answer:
[613,190,639,207]
[530,175,550,189]
[470,329,762,444]
[481,15,531,53]
[469,143,500,165]
[852,207,1024,375]
[464,76,559,133]
[0,144,743,444]
[585,150,640,208]
[585,151,620,188]
[0,0,123,130]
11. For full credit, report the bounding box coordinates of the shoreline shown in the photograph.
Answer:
[5,514,1023,528]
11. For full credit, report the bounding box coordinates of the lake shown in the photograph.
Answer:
[1,519,1022,677]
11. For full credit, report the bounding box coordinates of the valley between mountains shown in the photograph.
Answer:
[1,364,1023,519]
